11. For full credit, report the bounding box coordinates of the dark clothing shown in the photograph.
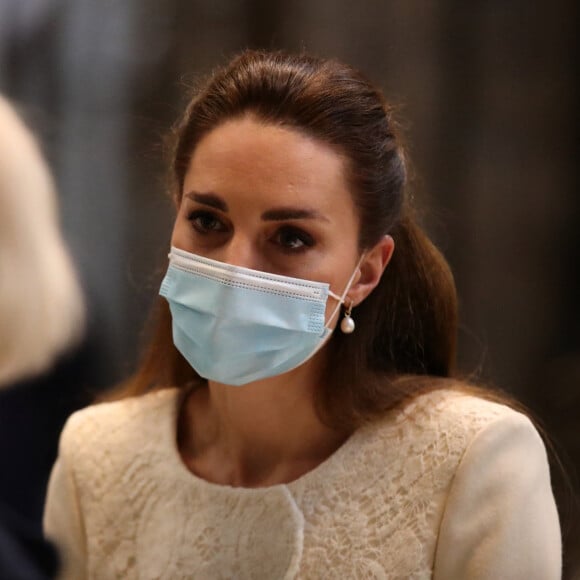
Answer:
[0,502,58,580]
[0,306,113,579]
[0,342,104,524]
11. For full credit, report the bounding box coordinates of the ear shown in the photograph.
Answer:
[348,235,395,307]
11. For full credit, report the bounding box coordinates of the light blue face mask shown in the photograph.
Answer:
[159,247,360,386]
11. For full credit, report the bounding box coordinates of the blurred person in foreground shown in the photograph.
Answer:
[0,94,85,579]
[45,50,561,579]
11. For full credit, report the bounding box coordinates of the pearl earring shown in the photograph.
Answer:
[340,301,355,334]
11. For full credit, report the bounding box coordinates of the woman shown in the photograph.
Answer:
[44,50,561,579]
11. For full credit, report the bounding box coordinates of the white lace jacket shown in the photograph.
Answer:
[44,388,561,579]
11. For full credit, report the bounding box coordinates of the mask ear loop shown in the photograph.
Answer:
[326,252,366,330]
[277,253,367,372]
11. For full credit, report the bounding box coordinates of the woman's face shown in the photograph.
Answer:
[171,115,374,323]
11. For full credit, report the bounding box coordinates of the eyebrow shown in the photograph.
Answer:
[261,207,328,222]
[184,190,328,222]
[185,191,228,212]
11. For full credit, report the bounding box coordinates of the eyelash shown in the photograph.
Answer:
[187,210,228,234]
[271,226,315,253]
[186,210,315,254]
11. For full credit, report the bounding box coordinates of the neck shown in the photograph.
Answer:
[178,357,348,487]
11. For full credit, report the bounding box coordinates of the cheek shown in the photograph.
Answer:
[171,194,202,246]
[169,224,180,248]
[170,217,190,250]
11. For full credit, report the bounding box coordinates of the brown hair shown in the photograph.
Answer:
[120,49,461,430]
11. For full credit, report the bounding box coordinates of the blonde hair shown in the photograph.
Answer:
[0,96,85,387]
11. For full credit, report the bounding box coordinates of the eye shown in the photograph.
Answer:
[187,210,228,234]
[272,226,315,253]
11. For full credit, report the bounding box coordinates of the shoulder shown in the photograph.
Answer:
[381,387,536,448]
[57,388,180,462]
[321,388,533,489]
[403,387,549,479]
[405,386,524,421]
[61,387,180,437]
[421,390,562,578]
[352,387,544,495]
[292,388,557,578]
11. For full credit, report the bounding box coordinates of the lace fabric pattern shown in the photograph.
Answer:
[47,388,518,579]
[287,391,507,579]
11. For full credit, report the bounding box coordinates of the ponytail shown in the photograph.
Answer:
[371,211,457,377]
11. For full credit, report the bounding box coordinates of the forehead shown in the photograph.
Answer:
[183,116,355,214]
